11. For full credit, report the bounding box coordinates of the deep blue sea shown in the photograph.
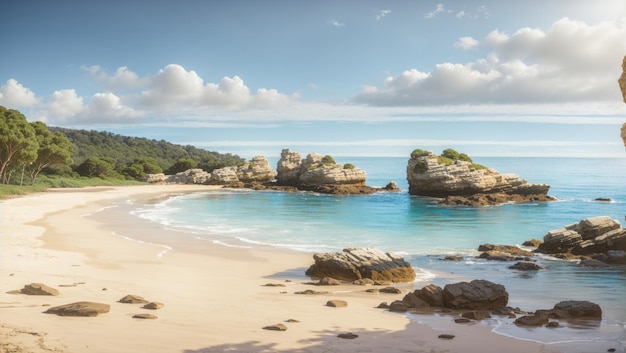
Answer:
[131,157,626,347]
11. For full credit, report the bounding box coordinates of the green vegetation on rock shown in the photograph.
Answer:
[410,148,486,174]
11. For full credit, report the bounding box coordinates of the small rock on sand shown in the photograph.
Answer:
[326,300,347,307]
[263,323,287,331]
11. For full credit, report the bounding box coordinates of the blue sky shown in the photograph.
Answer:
[1,0,625,159]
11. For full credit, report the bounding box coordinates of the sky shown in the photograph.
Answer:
[1,0,626,159]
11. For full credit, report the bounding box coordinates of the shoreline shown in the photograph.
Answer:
[0,185,619,353]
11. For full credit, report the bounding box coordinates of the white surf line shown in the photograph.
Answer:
[112,231,173,258]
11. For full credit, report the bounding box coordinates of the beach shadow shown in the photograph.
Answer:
[181,325,432,353]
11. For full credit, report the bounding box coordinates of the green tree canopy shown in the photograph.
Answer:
[0,106,38,184]
[28,121,74,184]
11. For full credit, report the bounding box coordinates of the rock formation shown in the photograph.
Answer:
[45,301,110,317]
[406,149,551,205]
[535,216,626,261]
[617,56,626,146]
[144,156,276,186]
[20,283,59,296]
[305,247,416,283]
[401,279,509,310]
[276,149,367,186]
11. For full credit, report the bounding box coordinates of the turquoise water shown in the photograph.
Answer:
[131,157,626,347]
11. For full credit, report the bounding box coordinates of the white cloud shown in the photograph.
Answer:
[424,4,445,19]
[0,79,39,107]
[355,17,626,106]
[454,36,479,50]
[82,65,142,90]
[47,89,84,119]
[377,10,391,21]
[329,19,345,27]
[81,92,143,122]
[139,64,292,110]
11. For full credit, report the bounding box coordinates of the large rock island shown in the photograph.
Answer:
[406,148,552,206]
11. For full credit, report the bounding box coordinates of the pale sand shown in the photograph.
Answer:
[0,185,596,353]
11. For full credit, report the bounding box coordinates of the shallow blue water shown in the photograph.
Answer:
[131,156,626,346]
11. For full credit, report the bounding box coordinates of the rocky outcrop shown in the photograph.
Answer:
[276,149,367,187]
[401,279,509,310]
[305,247,416,283]
[144,156,275,186]
[617,56,626,146]
[406,150,551,205]
[536,216,626,258]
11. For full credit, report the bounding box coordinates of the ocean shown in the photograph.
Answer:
[127,156,626,347]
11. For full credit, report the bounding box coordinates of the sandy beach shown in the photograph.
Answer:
[0,185,611,353]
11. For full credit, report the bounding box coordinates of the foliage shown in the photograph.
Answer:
[0,176,143,199]
[412,160,428,174]
[164,158,197,174]
[410,148,431,159]
[27,121,74,184]
[50,127,245,178]
[321,155,336,165]
[343,163,355,169]
[441,148,472,163]
[75,157,116,178]
[0,107,38,184]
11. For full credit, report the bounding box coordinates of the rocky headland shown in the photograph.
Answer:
[406,148,553,206]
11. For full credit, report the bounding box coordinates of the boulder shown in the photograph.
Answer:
[553,300,602,318]
[402,284,444,308]
[20,283,59,296]
[318,277,342,286]
[118,294,149,304]
[442,280,509,310]
[477,244,534,257]
[326,300,347,308]
[406,151,550,201]
[142,302,164,310]
[515,314,549,326]
[263,323,287,331]
[509,262,543,271]
[388,300,409,312]
[133,313,158,319]
[576,216,621,240]
[305,247,416,283]
[45,301,110,317]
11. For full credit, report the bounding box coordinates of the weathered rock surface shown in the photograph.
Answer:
[326,300,347,308]
[20,283,59,296]
[406,151,550,205]
[402,280,508,310]
[142,302,164,310]
[534,300,602,320]
[536,216,626,259]
[442,280,509,310]
[45,301,110,317]
[263,323,287,331]
[118,294,149,304]
[144,156,275,187]
[133,313,158,319]
[276,149,367,187]
[508,262,543,271]
[305,247,416,283]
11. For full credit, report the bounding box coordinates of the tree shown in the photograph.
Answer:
[122,157,162,180]
[164,158,197,174]
[0,106,38,184]
[27,121,74,184]
[75,157,115,178]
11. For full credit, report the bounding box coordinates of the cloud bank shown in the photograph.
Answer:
[355,18,626,106]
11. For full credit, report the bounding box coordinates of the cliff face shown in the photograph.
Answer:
[406,153,550,199]
[276,149,367,186]
[617,56,626,146]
